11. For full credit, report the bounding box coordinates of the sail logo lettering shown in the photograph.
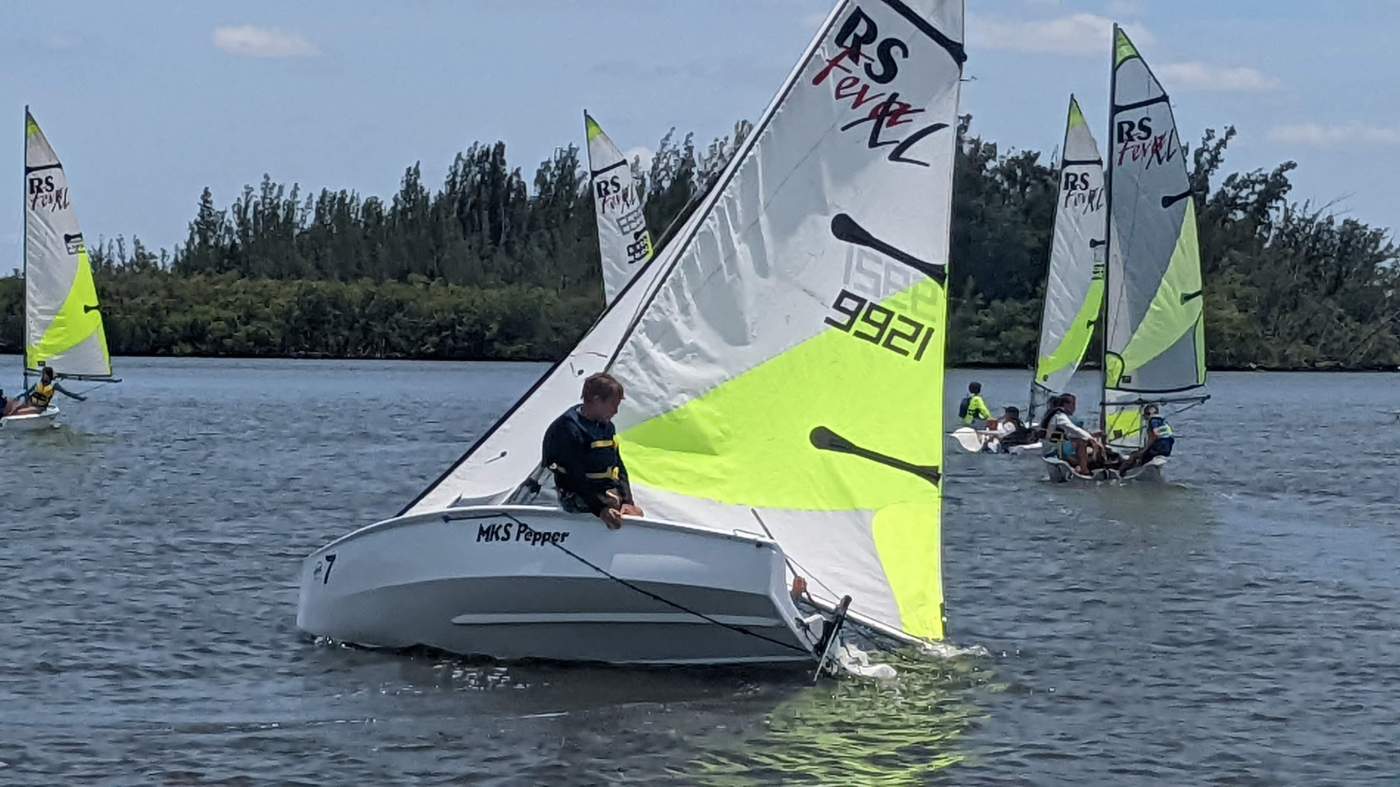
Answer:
[27,176,70,213]
[1061,172,1104,214]
[64,232,85,255]
[811,7,950,168]
[1115,118,1177,170]
[476,520,570,547]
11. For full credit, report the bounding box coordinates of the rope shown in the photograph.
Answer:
[499,512,811,656]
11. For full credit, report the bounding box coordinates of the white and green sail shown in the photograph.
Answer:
[585,111,653,305]
[24,109,112,380]
[609,0,965,643]
[1032,95,1105,417]
[1101,26,1207,448]
[405,0,965,645]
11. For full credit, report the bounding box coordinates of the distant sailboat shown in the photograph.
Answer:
[1030,95,1106,420]
[298,0,966,667]
[1045,26,1209,482]
[584,111,653,305]
[3,109,117,431]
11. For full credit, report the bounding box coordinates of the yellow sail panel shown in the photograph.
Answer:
[621,278,948,641]
[26,246,111,375]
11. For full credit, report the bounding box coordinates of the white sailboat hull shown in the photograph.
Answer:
[0,406,59,431]
[1043,455,1168,484]
[296,506,820,667]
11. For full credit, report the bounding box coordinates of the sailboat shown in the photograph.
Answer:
[297,0,966,667]
[584,111,653,305]
[3,109,116,431]
[1044,26,1209,482]
[951,95,1106,457]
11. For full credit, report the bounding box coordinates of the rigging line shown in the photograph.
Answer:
[748,508,840,603]
[498,513,812,656]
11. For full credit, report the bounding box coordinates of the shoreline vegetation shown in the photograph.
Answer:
[4,119,1397,370]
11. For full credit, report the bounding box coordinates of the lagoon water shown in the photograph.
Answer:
[2,358,1397,784]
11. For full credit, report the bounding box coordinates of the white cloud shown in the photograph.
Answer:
[212,25,319,59]
[1268,123,1400,148]
[1158,62,1278,92]
[969,13,1152,57]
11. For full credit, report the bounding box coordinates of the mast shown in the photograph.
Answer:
[21,105,28,390]
[1099,28,1118,435]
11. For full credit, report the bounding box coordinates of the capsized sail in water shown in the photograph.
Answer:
[4,109,117,430]
[585,111,654,305]
[298,0,967,667]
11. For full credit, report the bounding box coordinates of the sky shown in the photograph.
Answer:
[4,0,1397,265]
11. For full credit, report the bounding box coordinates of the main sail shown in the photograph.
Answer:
[1102,27,1206,448]
[609,0,966,643]
[1032,95,1105,415]
[585,112,653,305]
[24,110,112,379]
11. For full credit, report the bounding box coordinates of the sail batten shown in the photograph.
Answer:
[23,110,113,380]
[1102,26,1206,448]
[1032,95,1106,408]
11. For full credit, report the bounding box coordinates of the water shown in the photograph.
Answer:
[2,359,1397,785]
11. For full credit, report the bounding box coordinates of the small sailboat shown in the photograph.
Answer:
[584,111,654,305]
[3,109,116,432]
[297,0,966,668]
[1044,27,1209,483]
[1031,96,1106,424]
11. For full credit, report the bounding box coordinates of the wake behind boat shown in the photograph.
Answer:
[297,0,967,670]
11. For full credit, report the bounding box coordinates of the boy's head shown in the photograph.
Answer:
[968,382,982,395]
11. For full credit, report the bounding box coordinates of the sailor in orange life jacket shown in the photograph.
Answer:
[542,372,644,530]
[5,366,86,416]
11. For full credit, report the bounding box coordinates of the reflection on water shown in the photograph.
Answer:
[3,359,1399,783]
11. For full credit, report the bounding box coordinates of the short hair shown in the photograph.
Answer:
[1004,406,1020,417]
[969,382,982,394]
[582,372,624,402]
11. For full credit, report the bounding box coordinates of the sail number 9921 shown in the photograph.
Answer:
[823,289,935,361]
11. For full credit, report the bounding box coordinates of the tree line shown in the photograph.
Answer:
[2,118,1395,369]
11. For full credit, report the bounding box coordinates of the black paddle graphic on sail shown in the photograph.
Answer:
[810,426,941,486]
[831,213,947,285]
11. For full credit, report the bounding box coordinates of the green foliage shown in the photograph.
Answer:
[1,120,1395,368]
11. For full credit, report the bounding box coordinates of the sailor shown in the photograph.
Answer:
[1040,393,1099,475]
[958,381,993,427]
[1124,404,1174,469]
[994,406,1037,452]
[542,372,644,530]
[11,366,84,416]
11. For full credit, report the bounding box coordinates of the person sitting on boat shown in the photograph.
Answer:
[1041,393,1100,475]
[542,372,644,530]
[1123,404,1174,470]
[993,406,1038,452]
[959,382,993,427]
[10,366,84,416]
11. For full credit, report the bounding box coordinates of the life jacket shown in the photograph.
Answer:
[29,381,55,410]
[960,394,988,425]
[1148,415,1175,451]
[544,405,628,508]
